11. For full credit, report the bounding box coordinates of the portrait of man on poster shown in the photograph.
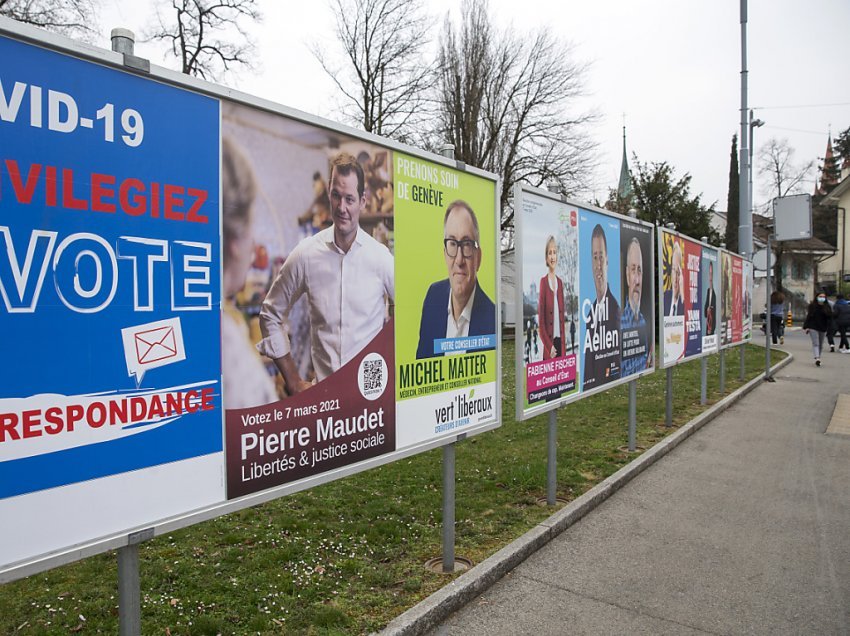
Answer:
[664,241,685,317]
[416,200,496,359]
[583,223,621,388]
[620,237,650,375]
[257,152,394,394]
[704,260,717,335]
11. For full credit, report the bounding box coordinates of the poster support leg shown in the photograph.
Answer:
[547,409,557,505]
[720,349,726,394]
[118,545,140,636]
[739,344,745,381]
[665,368,673,428]
[628,380,637,451]
[442,443,455,573]
[700,357,708,404]
[765,233,775,382]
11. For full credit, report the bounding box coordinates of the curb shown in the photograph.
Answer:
[378,353,795,636]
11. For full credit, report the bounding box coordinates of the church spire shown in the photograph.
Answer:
[617,125,633,200]
[818,133,840,196]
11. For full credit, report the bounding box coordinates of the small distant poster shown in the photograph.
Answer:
[661,231,686,365]
[701,248,719,353]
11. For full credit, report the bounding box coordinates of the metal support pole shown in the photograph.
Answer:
[720,349,726,394]
[118,545,141,636]
[765,233,775,381]
[442,443,455,573]
[739,344,745,381]
[665,367,673,428]
[438,143,457,573]
[700,357,708,404]
[738,0,751,259]
[628,380,637,451]
[547,409,557,505]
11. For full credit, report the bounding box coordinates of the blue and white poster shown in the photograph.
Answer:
[0,35,223,567]
[578,209,621,391]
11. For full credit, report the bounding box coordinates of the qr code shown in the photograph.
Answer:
[362,359,383,391]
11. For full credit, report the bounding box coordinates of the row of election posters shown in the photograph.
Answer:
[515,188,655,419]
[0,32,499,574]
[658,228,753,368]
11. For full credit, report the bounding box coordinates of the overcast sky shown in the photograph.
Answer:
[101,0,850,211]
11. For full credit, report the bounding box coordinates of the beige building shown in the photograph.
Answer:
[819,171,850,293]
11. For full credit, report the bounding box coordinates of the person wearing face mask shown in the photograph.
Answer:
[803,290,833,366]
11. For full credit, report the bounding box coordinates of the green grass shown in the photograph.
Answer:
[0,343,781,635]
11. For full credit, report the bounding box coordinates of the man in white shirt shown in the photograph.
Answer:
[257,153,394,394]
[416,200,496,359]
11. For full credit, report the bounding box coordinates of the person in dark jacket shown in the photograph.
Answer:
[769,290,786,345]
[803,290,833,366]
[833,293,850,352]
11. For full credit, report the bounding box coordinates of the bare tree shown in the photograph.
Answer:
[757,137,813,201]
[313,0,433,141]
[0,0,99,40]
[436,0,597,246]
[147,0,260,82]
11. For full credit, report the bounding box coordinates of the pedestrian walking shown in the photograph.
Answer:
[803,290,833,366]
[825,294,838,352]
[770,290,786,345]
[833,293,850,352]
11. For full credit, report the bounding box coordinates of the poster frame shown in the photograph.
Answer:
[513,184,656,422]
[0,17,502,583]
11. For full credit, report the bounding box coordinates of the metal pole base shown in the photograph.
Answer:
[547,410,557,505]
[628,380,637,450]
[442,443,456,573]
[665,368,673,428]
[118,545,140,636]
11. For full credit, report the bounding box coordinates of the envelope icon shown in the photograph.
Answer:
[135,326,178,364]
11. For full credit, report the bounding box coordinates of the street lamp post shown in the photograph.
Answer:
[748,111,765,381]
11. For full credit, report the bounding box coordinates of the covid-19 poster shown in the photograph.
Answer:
[0,34,224,568]
[514,187,654,420]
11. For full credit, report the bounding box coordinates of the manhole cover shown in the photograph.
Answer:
[778,376,819,383]
[535,495,570,506]
[424,556,474,574]
[617,445,646,454]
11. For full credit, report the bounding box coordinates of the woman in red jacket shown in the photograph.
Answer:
[538,236,567,359]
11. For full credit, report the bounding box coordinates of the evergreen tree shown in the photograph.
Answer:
[631,159,721,244]
[835,125,850,168]
[725,134,739,251]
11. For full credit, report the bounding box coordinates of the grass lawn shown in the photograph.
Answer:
[0,342,781,635]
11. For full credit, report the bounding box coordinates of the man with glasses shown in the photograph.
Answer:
[258,152,394,394]
[416,200,496,359]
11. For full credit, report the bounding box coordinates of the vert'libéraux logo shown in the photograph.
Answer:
[433,388,493,434]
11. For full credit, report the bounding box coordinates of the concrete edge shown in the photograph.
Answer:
[378,353,795,636]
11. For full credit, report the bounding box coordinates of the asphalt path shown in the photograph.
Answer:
[428,329,850,635]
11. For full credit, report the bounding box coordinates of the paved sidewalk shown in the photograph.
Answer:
[427,330,850,635]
